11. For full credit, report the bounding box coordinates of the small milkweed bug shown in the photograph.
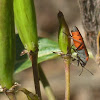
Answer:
[70,26,93,75]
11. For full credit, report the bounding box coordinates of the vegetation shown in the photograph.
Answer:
[0,0,98,100]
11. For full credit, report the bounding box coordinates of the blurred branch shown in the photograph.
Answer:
[38,64,56,100]
[96,32,100,65]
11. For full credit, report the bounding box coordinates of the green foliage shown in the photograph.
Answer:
[57,11,71,100]
[14,0,38,52]
[58,11,71,54]
[15,36,60,73]
[0,0,15,88]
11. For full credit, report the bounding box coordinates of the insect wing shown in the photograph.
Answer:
[77,49,88,66]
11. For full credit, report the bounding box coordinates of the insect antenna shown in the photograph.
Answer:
[77,59,80,66]
[84,67,94,75]
[79,67,93,76]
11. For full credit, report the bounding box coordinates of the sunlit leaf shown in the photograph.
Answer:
[15,36,60,73]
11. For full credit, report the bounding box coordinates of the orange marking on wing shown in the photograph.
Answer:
[72,31,84,50]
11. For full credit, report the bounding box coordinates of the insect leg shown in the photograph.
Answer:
[77,55,80,66]
[76,43,84,51]
[79,65,93,76]
[63,32,72,37]
[63,31,84,50]
[72,58,76,61]
[66,44,74,55]
[79,67,83,76]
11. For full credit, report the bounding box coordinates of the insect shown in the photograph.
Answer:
[71,26,93,75]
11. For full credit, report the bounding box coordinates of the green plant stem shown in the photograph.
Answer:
[6,92,16,100]
[3,88,16,100]
[64,58,70,100]
[38,65,56,100]
[0,0,15,88]
[18,88,39,100]
[29,50,41,100]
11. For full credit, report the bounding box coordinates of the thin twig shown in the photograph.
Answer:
[29,50,42,100]
[38,64,56,100]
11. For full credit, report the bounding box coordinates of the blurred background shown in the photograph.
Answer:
[1,0,100,100]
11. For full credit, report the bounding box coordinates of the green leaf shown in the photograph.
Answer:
[18,88,39,100]
[15,36,60,73]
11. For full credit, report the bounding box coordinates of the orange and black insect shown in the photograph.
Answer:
[71,26,93,75]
